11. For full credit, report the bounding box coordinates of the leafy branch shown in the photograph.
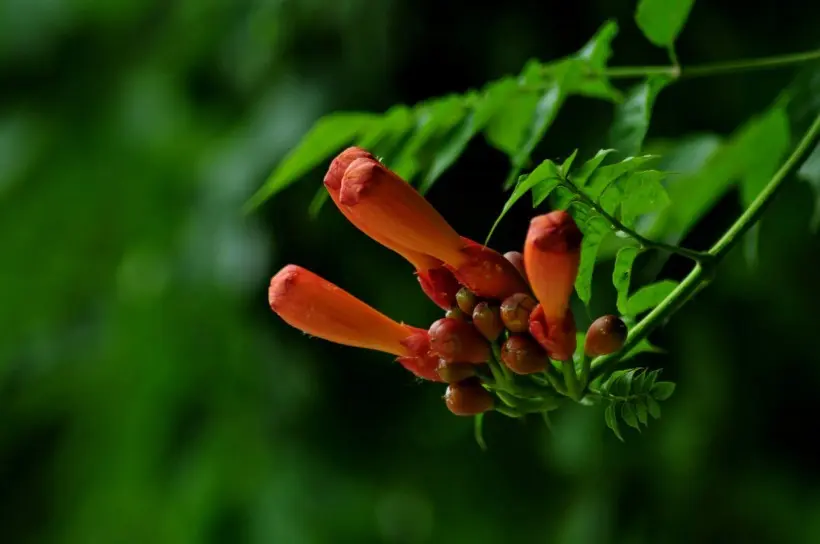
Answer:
[590,111,820,380]
[558,172,709,263]
[599,48,820,80]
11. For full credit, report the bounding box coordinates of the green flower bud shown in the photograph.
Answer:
[455,287,478,315]
[471,302,504,341]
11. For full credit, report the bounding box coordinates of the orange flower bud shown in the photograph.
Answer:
[500,335,548,375]
[528,305,577,361]
[325,148,459,310]
[447,238,530,300]
[444,378,494,416]
[428,318,490,364]
[436,361,476,383]
[503,250,527,280]
[500,293,537,333]
[269,265,442,381]
[471,302,504,342]
[584,315,627,357]
[339,157,465,265]
[524,211,582,319]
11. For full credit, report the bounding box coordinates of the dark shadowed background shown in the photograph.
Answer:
[2,1,820,543]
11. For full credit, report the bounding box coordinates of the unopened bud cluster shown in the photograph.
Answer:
[267,147,632,421]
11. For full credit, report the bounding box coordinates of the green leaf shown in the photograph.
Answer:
[569,149,616,186]
[574,216,610,306]
[560,150,579,176]
[626,279,677,316]
[797,142,820,231]
[635,399,649,426]
[569,21,622,101]
[619,170,671,227]
[484,82,538,157]
[651,381,676,401]
[474,413,488,451]
[245,112,377,211]
[512,82,564,170]
[644,107,793,246]
[585,155,658,199]
[646,369,661,388]
[605,402,625,442]
[621,403,640,430]
[609,75,672,157]
[393,96,468,182]
[621,338,665,360]
[635,0,696,47]
[307,187,330,219]
[613,246,640,315]
[422,83,516,193]
[738,107,790,265]
[646,397,662,419]
[531,177,562,208]
[485,160,562,244]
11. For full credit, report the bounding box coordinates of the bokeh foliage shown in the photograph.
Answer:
[2,0,820,543]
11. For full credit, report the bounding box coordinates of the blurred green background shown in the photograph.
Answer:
[2,1,820,543]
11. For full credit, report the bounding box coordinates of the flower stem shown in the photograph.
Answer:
[590,112,820,382]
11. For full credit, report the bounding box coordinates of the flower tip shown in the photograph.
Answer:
[268,264,305,312]
[323,147,374,191]
[339,157,383,206]
[528,211,582,253]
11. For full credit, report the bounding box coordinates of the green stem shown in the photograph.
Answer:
[563,177,709,263]
[590,112,820,381]
[579,354,592,389]
[601,48,820,80]
[562,361,582,401]
[709,113,820,259]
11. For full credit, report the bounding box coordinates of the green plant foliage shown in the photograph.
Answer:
[635,0,696,48]
[575,216,610,306]
[609,75,672,156]
[625,280,678,316]
[613,246,641,314]
[596,368,675,440]
[246,113,377,210]
[798,143,820,231]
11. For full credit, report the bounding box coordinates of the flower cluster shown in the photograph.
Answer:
[269,147,626,416]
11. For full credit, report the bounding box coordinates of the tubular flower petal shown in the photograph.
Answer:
[428,318,490,364]
[446,238,530,300]
[524,211,582,319]
[339,157,465,265]
[528,305,577,361]
[398,329,444,382]
[324,149,443,272]
[416,266,461,310]
[269,265,442,381]
[325,148,458,309]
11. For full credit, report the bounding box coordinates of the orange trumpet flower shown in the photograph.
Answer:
[523,211,581,318]
[524,211,582,360]
[269,265,441,380]
[324,147,460,309]
[337,154,527,300]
